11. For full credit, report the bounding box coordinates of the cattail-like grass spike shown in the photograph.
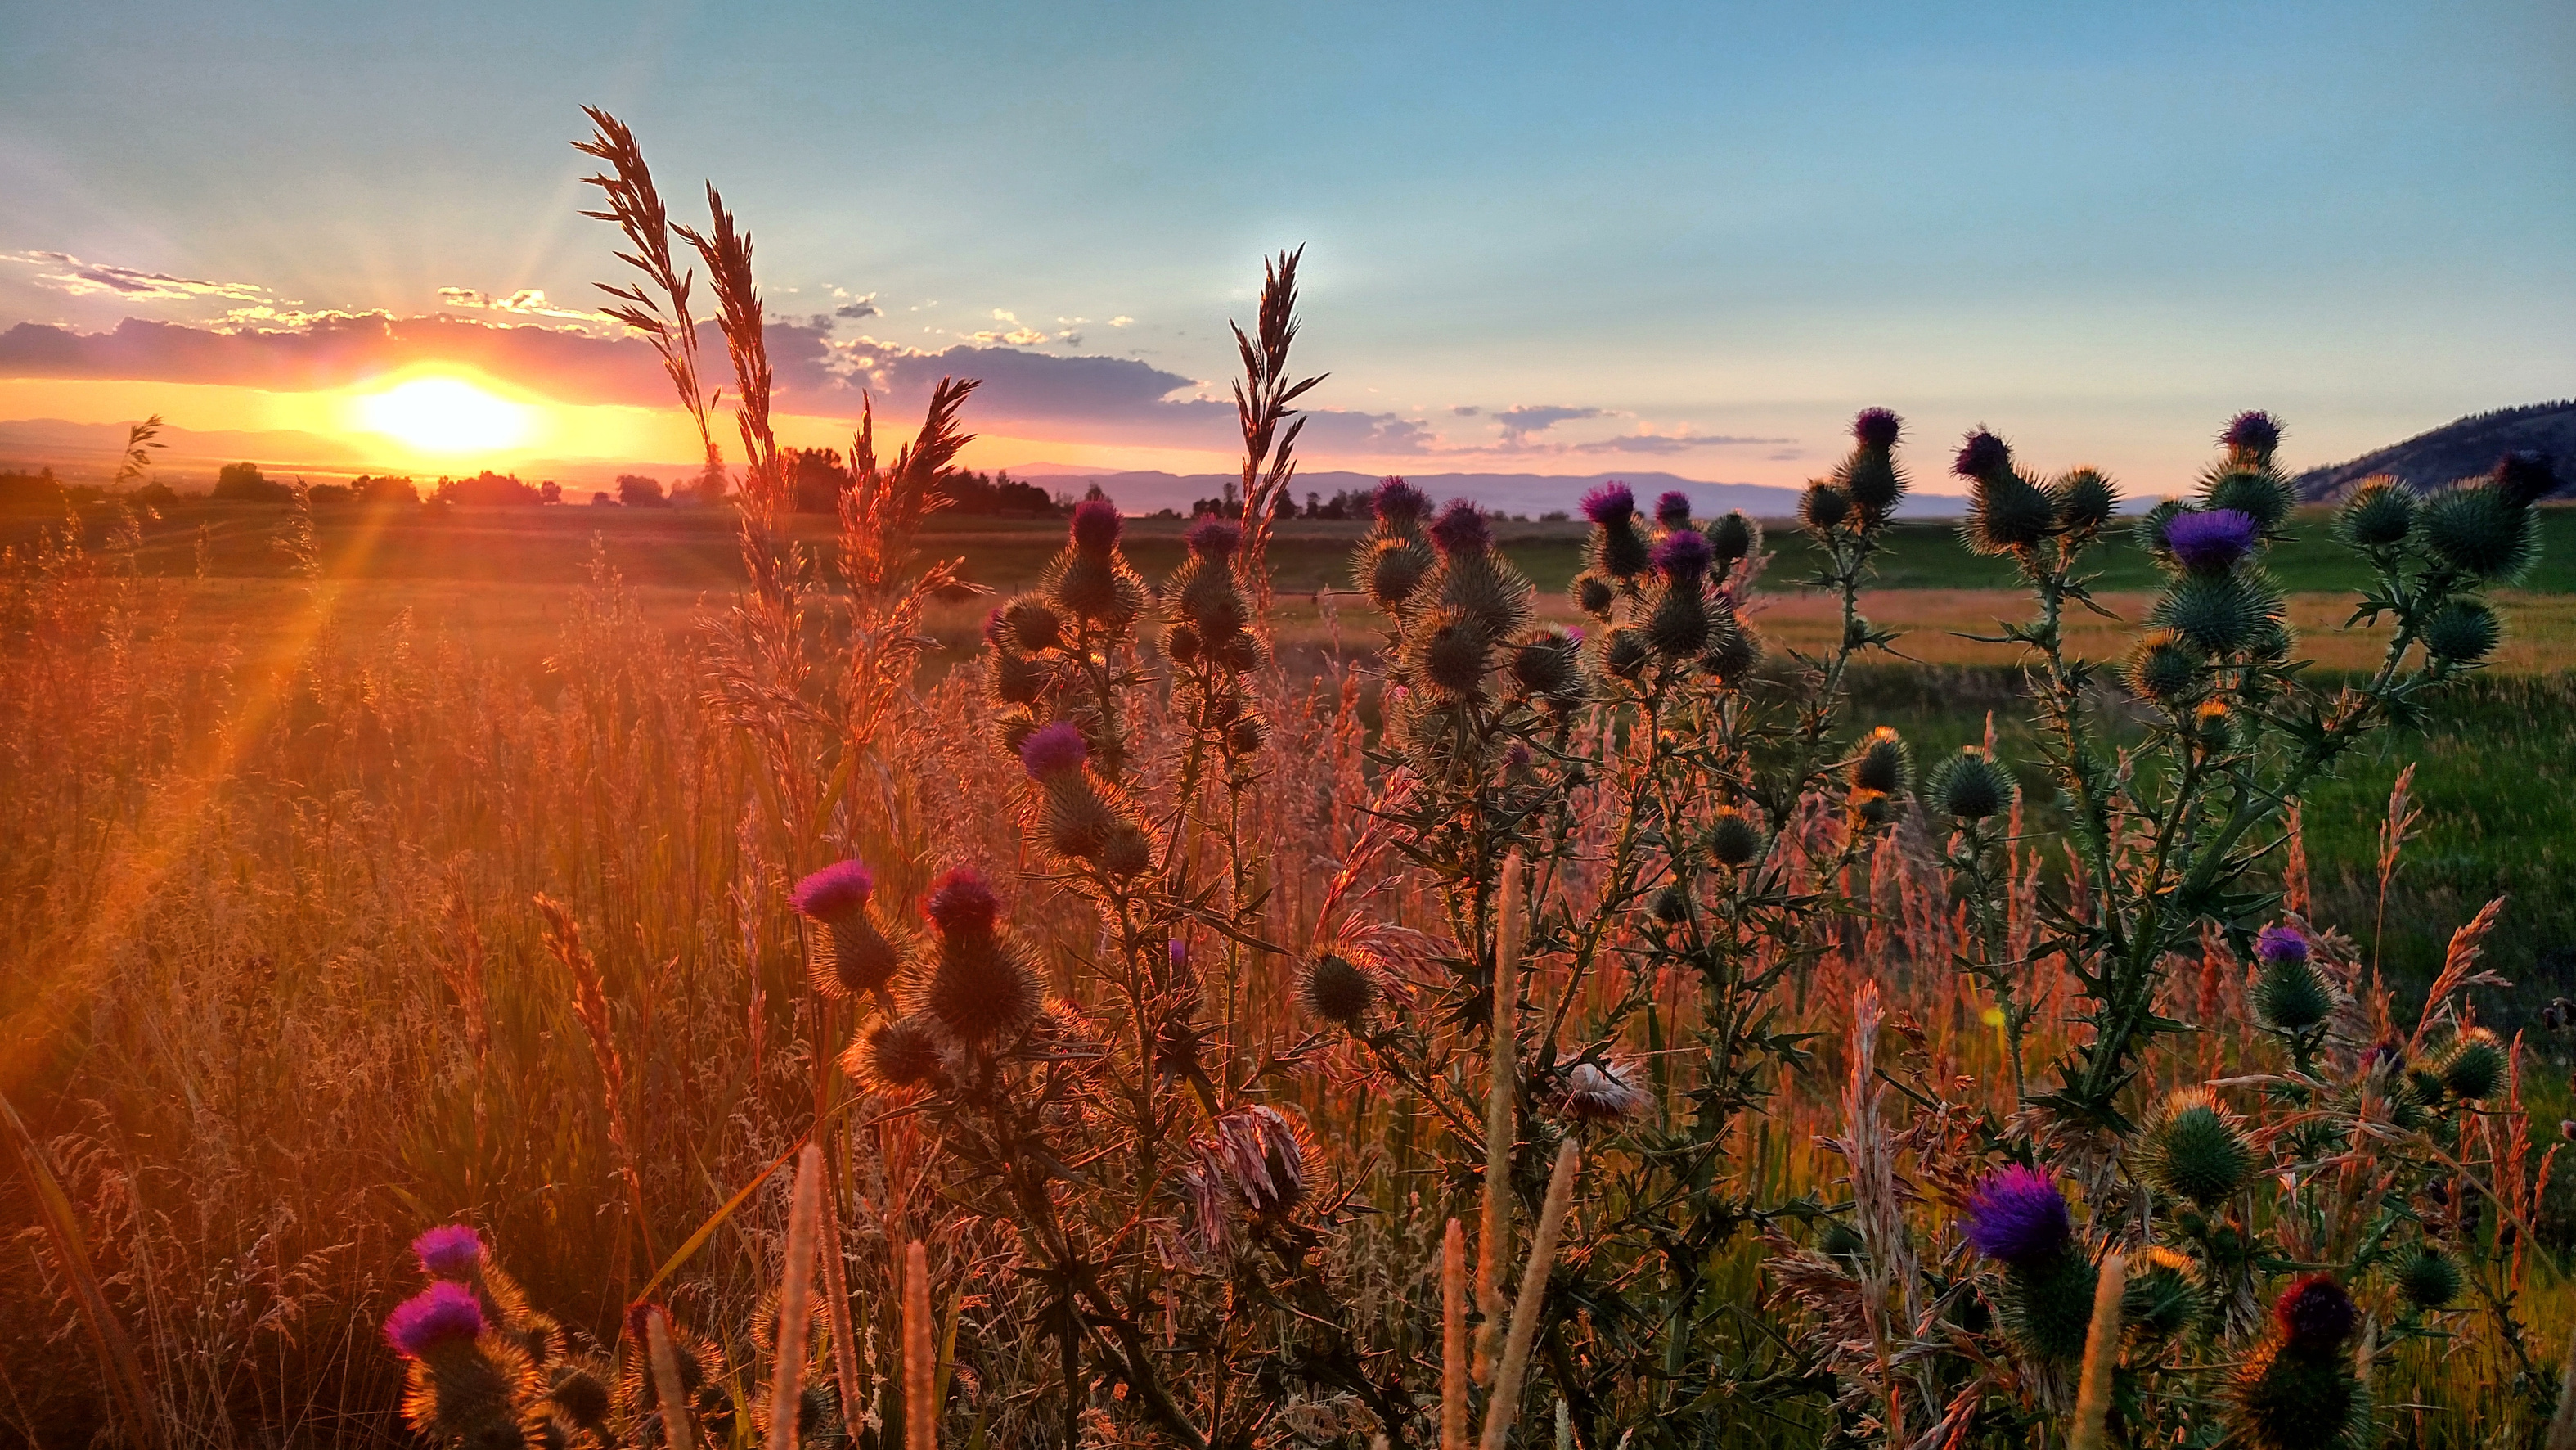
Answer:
[904,1240,935,1450]
[645,1308,697,1450]
[765,1144,822,1450]
[2070,1250,2126,1450]
[1478,1139,1580,1450]
[1476,857,1524,1385]
[1443,1218,1468,1450]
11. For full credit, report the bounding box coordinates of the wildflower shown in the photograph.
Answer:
[1931,748,2014,821]
[1427,499,1491,556]
[1955,430,2055,552]
[2436,1027,2506,1101]
[1953,429,2013,484]
[789,860,874,924]
[1579,481,1634,525]
[2255,925,2306,966]
[2417,480,2542,580]
[2335,477,2414,548]
[1185,515,1241,559]
[1853,407,1902,451]
[412,1224,483,1281]
[1211,1106,1306,1215]
[2394,1247,2460,1311]
[1652,490,1693,529]
[2495,449,2560,508]
[1069,497,1122,553]
[1707,809,1765,868]
[1557,1060,1648,1124]
[1651,528,1711,583]
[1018,720,1089,781]
[2050,466,2119,534]
[1849,726,1910,795]
[1798,482,1851,531]
[2253,928,2332,1033]
[924,867,999,935]
[2142,1090,2254,1209]
[2162,508,2259,574]
[919,867,1040,1047]
[386,1281,485,1358]
[2275,1275,2359,1353]
[2421,599,2502,664]
[845,1015,946,1094]
[1373,475,1431,526]
[1963,1166,2071,1268]
[1297,952,1378,1029]
[2221,410,2282,461]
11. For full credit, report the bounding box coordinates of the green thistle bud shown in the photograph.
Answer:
[2205,466,2295,532]
[1699,615,1760,683]
[1817,1220,1866,1261]
[2406,1066,2449,1110]
[1799,482,1851,531]
[2051,467,2119,535]
[1842,457,1904,525]
[2335,476,2414,548]
[2154,570,2281,656]
[2437,1028,2506,1101]
[2254,952,2334,1033]
[1050,552,1140,626]
[1225,711,1267,756]
[1297,952,1378,1029]
[2000,1250,2100,1362]
[1213,628,1266,673]
[2144,1090,2255,1208]
[1509,632,1583,697]
[1708,809,1766,868]
[1650,884,1692,923]
[1000,597,1065,653]
[2121,1248,2204,1339]
[988,648,1049,706]
[2394,1247,2461,1311]
[2417,483,2542,582]
[1850,790,1897,827]
[1162,621,1202,664]
[1041,776,1124,862]
[1962,471,2057,554]
[2234,1340,2362,1450]
[1406,609,1495,699]
[1647,587,1711,658]
[1842,614,1875,652]
[1706,511,1758,568]
[1850,726,1911,795]
[1603,627,1650,680]
[1930,748,2014,820]
[2124,631,2205,705]
[1594,519,1652,580]
[1573,573,1616,617]
[2421,599,2502,664]
[2194,699,2235,750]
[1099,822,1155,879]
[1360,535,1434,610]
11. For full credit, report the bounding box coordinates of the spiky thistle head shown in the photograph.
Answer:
[2254,931,2333,1033]
[2335,476,2415,548]
[2394,1247,2461,1311]
[1018,720,1089,781]
[412,1224,483,1281]
[2122,1247,2205,1338]
[1957,431,2056,553]
[1359,534,1433,609]
[1850,726,1911,795]
[2125,630,2205,705]
[924,867,1000,937]
[1069,497,1122,553]
[1509,629,1585,698]
[2143,1089,2255,1208]
[2274,1275,2359,1353]
[386,1281,485,1358]
[1654,490,1693,529]
[1931,747,2015,821]
[1185,515,1241,561]
[2206,466,2295,532]
[1373,475,1431,527]
[2256,925,2308,966]
[2496,449,2560,508]
[1853,407,1902,451]
[2153,569,2282,656]
[2163,507,2259,574]
[1580,481,1635,525]
[2437,1027,2506,1101]
[2222,410,2283,465]
[1963,1166,2073,1268]
[2422,598,2502,664]
[1953,429,2014,484]
[1799,481,1853,531]
[2418,481,2542,581]
[845,1015,946,1094]
[1297,952,1378,1029]
[1427,498,1490,556]
[789,860,874,925]
[1706,511,1758,567]
[2051,466,2118,534]
[1707,808,1765,868]
[1652,528,1712,583]
[999,596,1064,653]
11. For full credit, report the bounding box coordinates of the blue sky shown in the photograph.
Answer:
[2,0,2569,489]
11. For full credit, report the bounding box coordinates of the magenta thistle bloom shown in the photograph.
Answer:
[1652,529,1711,583]
[411,1224,482,1281]
[384,1281,484,1358]
[1853,408,1902,451]
[1018,720,1089,781]
[2255,925,2308,966]
[1373,476,1430,525]
[2221,410,2282,457]
[1070,498,1122,552]
[1427,499,1490,555]
[1962,1165,2072,1267]
[2273,1274,2358,1350]
[2163,508,2259,572]
[2497,449,2560,507]
[925,867,1000,935]
[1580,482,1635,525]
[1653,490,1693,529]
[1185,516,1241,560]
[790,860,874,922]
[1953,430,2012,481]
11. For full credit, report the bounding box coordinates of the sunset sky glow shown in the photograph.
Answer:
[3,0,2569,493]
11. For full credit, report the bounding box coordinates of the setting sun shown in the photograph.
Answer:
[354,376,532,454]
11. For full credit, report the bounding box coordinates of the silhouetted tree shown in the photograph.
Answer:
[617,473,667,507]
[214,461,290,502]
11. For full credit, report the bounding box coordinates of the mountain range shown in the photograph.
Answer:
[2291,400,2575,500]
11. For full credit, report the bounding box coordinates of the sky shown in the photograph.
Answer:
[2,0,2569,495]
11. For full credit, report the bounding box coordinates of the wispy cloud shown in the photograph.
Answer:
[1495,403,1601,444]
[435,287,615,326]
[4,250,270,303]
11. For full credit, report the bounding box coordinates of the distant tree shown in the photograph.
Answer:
[307,483,353,506]
[214,461,290,502]
[590,490,614,506]
[131,480,179,508]
[539,480,563,505]
[693,461,731,504]
[788,448,846,513]
[0,467,68,512]
[440,471,538,507]
[617,473,667,507]
[353,475,420,505]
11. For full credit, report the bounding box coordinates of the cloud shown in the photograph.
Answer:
[436,287,616,326]
[1495,403,1602,443]
[834,299,880,319]
[1451,405,1481,417]
[5,250,269,303]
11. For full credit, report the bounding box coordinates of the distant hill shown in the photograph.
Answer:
[2293,401,2576,501]
[1004,465,1965,520]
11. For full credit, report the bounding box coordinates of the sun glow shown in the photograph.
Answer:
[355,376,533,454]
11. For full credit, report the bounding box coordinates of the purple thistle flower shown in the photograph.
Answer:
[1373,476,1430,525]
[1962,1165,2073,1267]
[1070,498,1122,552]
[1169,939,1188,968]
[788,860,880,916]
[384,1281,483,1358]
[411,1224,482,1281]
[2274,1274,2358,1350]
[1853,408,1903,451]
[925,867,999,935]
[2255,924,2309,967]
[1018,720,1089,781]
[2221,411,2282,457]
[1427,499,1490,555]
[1652,529,1711,582]
[2162,508,2259,572]
[1185,516,1241,560]
[1562,626,1585,646]
[1653,491,1693,529]
[1580,482,1635,526]
[1953,430,2012,481]
[790,860,874,922]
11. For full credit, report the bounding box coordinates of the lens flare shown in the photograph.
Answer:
[356,376,532,454]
